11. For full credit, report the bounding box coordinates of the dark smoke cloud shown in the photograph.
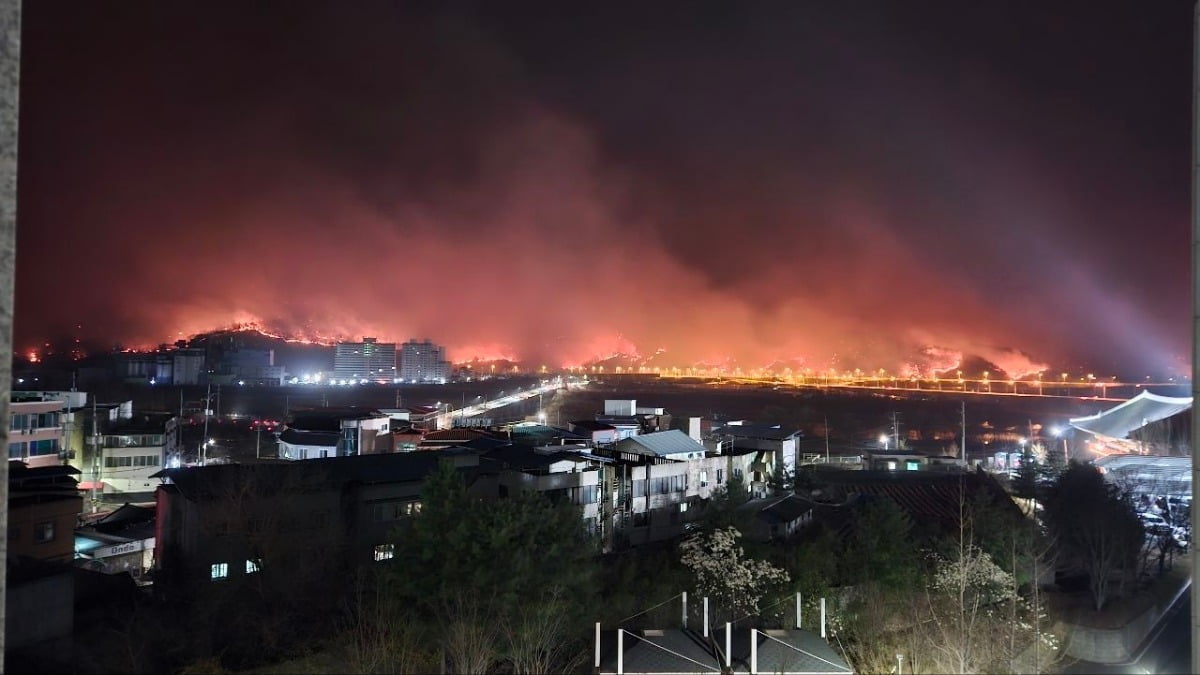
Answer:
[16,1,1192,378]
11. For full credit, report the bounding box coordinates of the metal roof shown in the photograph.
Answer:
[1069,391,1192,440]
[619,430,708,457]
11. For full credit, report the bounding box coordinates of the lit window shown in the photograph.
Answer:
[211,563,229,580]
[699,471,708,487]
[374,544,395,562]
[34,521,54,543]
[246,559,260,574]
[679,502,688,513]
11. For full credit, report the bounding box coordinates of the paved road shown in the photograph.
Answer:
[1064,584,1190,675]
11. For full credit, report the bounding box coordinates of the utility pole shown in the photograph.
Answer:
[891,411,900,450]
[91,395,100,512]
[961,402,967,463]
[824,415,830,464]
[200,382,212,465]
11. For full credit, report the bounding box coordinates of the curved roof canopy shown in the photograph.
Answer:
[1069,391,1192,440]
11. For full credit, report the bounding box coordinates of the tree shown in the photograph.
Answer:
[679,527,790,625]
[696,473,753,532]
[768,463,795,496]
[341,569,434,674]
[1043,462,1143,610]
[394,459,598,673]
[1012,444,1039,499]
[841,495,919,588]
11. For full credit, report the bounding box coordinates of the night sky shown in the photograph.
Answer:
[15,1,1195,377]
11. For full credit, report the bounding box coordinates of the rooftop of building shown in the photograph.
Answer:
[288,407,387,429]
[153,448,485,498]
[277,428,340,447]
[482,445,593,474]
[804,468,1019,529]
[715,423,805,441]
[739,494,818,525]
[507,424,588,446]
[571,420,618,432]
[618,430,709,457]
[102,412,175,434]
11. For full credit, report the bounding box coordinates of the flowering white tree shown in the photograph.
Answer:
[680,527,789,624]
[920,546,1058,674]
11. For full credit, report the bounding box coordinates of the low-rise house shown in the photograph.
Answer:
[615,430,709,462]
[738,494,817,542]
[276,427,339,460]
[74,503,156,583]
[803,468,1023,543]
[277,408,392,459]
[420,427,499,451]
[865,449,927,472]
[381,405,440,431]
[391,425,423,452]
[9,461,83,563]
[570,420,620,445]
[716,423,804,473]
[507,422,589,447]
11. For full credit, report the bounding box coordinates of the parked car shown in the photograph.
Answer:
[1138,512,1172,536]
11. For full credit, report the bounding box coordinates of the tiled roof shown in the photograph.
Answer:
[810,469,1019,529]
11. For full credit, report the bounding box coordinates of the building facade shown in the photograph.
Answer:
[333,337,397,383]
[85,412,178,495]
[399,339,450,383]
[9,393,67,468]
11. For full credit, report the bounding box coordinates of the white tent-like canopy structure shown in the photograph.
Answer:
[1069,390,1192,441]
[1069,391,1192,496]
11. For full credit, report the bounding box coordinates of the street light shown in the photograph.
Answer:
[879,433,889,451]
[1050,425,1069,462]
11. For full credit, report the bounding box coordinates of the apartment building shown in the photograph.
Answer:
[8,392,67,468]
[399,339,450,383]
[333,337,397,383]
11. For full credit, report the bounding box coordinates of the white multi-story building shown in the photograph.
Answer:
[93,414,176,494]
[399,339,450,383]
[333,337,397,383]
[8,393,67,468]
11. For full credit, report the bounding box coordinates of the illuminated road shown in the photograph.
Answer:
[640,374,1185,402]
[434,377,581,429]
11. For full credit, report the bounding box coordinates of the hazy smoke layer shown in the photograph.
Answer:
[15,2,1190,377]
